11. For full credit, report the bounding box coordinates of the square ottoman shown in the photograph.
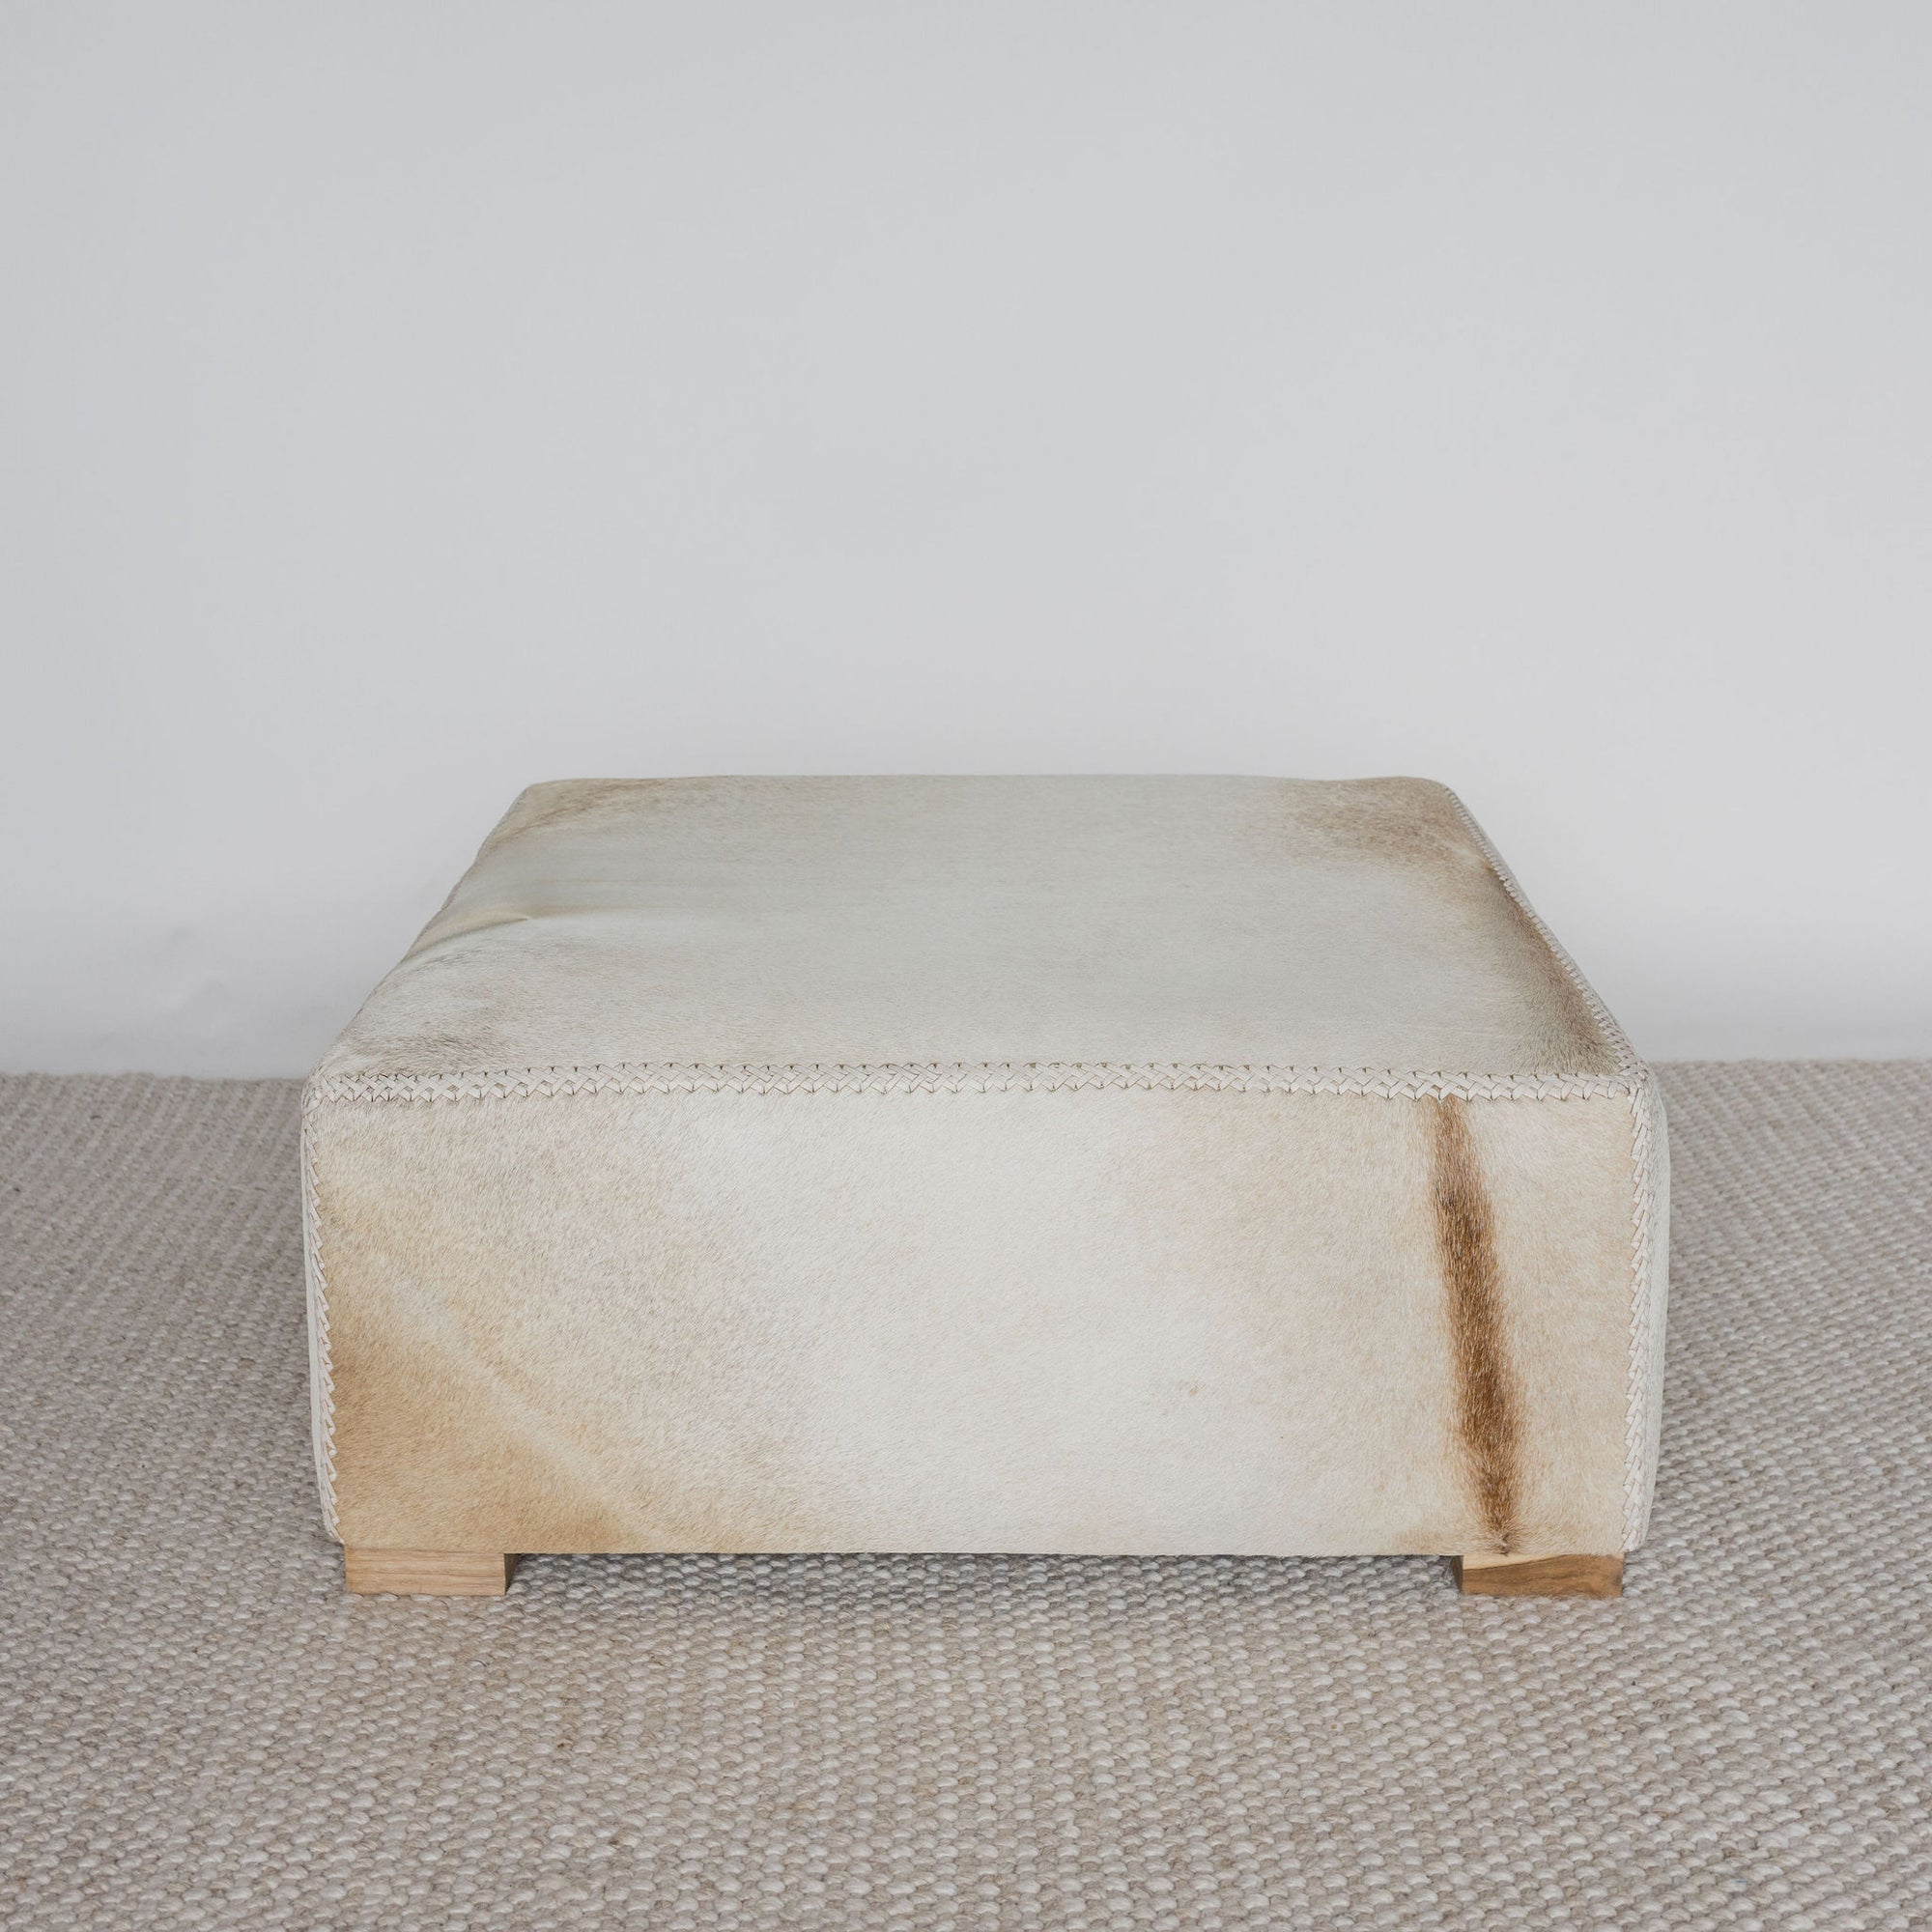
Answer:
[303,776,1666,1600]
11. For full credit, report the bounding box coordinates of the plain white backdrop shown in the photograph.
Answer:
[3,5,1927,1074]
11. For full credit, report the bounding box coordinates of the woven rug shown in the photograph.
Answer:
[2,1065,1928,1930]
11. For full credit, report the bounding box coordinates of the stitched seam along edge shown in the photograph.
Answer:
[299,1105,341,1538]
[1441,792,1642,1083]
[306,1063,1640,1105]
[1622,1070,1664,1549]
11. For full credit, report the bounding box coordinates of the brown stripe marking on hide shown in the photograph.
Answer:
[1429,1096,1523,1552]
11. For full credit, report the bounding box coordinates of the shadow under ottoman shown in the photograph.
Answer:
[302,776,1666,1600]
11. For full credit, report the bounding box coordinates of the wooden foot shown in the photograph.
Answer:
[344,1548,519,1597]
[1455,1552,1623,1598]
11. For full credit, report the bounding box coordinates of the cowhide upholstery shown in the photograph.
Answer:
[303,777,1667,1557]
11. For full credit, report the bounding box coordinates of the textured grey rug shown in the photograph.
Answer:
[2,1065,1929,1930]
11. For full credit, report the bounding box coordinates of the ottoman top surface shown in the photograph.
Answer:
[319,776,1631,1084]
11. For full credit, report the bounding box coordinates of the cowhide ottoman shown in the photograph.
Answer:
[303,776,1666,1601]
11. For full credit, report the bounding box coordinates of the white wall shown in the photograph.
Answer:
[4,4,1927,1075]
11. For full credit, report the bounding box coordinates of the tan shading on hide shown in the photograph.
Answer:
[1429,1095,1524,1554]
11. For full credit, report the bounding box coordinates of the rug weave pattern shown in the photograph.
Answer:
[2,1065,1929,1928]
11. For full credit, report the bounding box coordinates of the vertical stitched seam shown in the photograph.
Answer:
[1621,1074,1660,1547]
[299,1086,340,1539]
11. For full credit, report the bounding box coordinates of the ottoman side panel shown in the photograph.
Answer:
[1449,1090,1655,1555]
[303,1078,1649,1557]
[304,1089,654,1553]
